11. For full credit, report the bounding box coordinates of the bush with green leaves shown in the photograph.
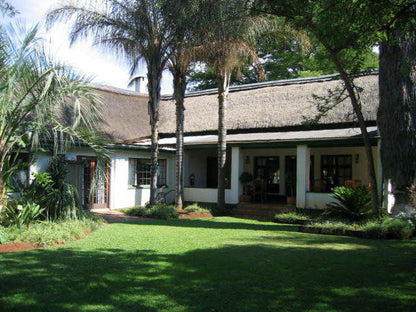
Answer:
[4,213,104,246]
[325,186,372,221]
[274,212,310,224]
[183,203,211,214]
[2,202,44,234]
[123,204,179,220]
[9,156,83,221]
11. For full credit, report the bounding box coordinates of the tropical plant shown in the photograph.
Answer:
[48,0,175,206]
[162,0,198,209]
[325,186,372,221]
[0,22,104,206]
[2,202,44,234]
[41,156,82,220]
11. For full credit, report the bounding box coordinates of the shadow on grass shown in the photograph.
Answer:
[114,217,298,232]
[0,237,415,311]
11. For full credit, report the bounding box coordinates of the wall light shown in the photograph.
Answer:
[245,156,250,165]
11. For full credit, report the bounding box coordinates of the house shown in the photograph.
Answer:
[28,72,390,211]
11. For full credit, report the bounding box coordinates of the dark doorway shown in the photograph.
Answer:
[254,157,280,195]
[285,156,297,197]
[206,155,231,189]
[77,156,109,209]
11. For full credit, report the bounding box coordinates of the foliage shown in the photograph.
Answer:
[9,156,83,221]
[183,203,211,214]
[4,212,103,246]
[0,22,105,202]
[2,203,44,234]
[40,156,82,221]
[305,216,415,240]
[0,226,8,244]
[273,212,310,224]
[324,186,372,221]
[123,204,179,220]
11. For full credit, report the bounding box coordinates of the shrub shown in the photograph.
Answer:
[4,213,104,246]
[274,212,310,224]
[305,221,355,235]
[2,202,45,233]
[184,203,211,214]
[124,204,179,220]
[325,186,372,221]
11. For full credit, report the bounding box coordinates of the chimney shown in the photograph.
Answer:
[128,75,147,94]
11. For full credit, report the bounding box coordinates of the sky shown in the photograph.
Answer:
[5,0,174,94]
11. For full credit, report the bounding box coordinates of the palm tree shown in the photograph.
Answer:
[193,0,260,211]
[48,0,174,205]
[162,0,200,209]
[0,24,103,203]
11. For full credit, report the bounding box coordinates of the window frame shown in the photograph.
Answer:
[128,158,167,188]
[321,154,352,192]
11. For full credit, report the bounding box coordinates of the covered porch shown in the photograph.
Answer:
[178,127,382,210]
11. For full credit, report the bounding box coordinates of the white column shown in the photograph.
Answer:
[230,146,243,204]
[296,145,310,208]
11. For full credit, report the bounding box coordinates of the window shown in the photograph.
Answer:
[129,158,167,186]
[321,155,352,192]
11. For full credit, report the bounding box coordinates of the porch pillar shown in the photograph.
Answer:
[296,145,310,208]
[230,146,243,204]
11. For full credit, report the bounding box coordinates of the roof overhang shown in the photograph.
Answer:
[133,127,379,148]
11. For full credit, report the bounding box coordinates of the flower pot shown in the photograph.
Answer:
[287,196,296,205]
[239,195,251,202]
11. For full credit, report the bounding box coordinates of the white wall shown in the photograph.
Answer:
[184,148,217,187]
[306,192,335,209]
[109,150,175,209]
[29,148,175,210]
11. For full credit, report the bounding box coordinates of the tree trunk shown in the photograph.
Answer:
[147,65,162,206]
[379,24,416,214]
[331,54,380,215]
[173,68,187,210]
[217,69,231,211]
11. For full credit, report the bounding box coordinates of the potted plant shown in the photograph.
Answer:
[285,171,296,205]
[239,172,253,202]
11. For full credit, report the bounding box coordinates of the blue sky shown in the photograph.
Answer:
[6,0,173,94]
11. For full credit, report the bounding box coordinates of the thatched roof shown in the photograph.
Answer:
[94,86,150,142]
[158,73,379,135]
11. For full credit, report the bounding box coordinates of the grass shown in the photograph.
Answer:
[0,217,415,311]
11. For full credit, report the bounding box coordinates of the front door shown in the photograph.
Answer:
[254,157,280,195]
[77,156,109,209]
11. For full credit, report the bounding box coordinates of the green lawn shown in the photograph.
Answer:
[0,217,415,312]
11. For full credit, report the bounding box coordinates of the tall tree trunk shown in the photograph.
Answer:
[147,65,162,206]
[173,68,187,210]
[331,54,380,215]
[217,69,231,211]
[379,24,416,214]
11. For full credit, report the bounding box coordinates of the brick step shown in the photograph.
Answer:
[235,205,295,213]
